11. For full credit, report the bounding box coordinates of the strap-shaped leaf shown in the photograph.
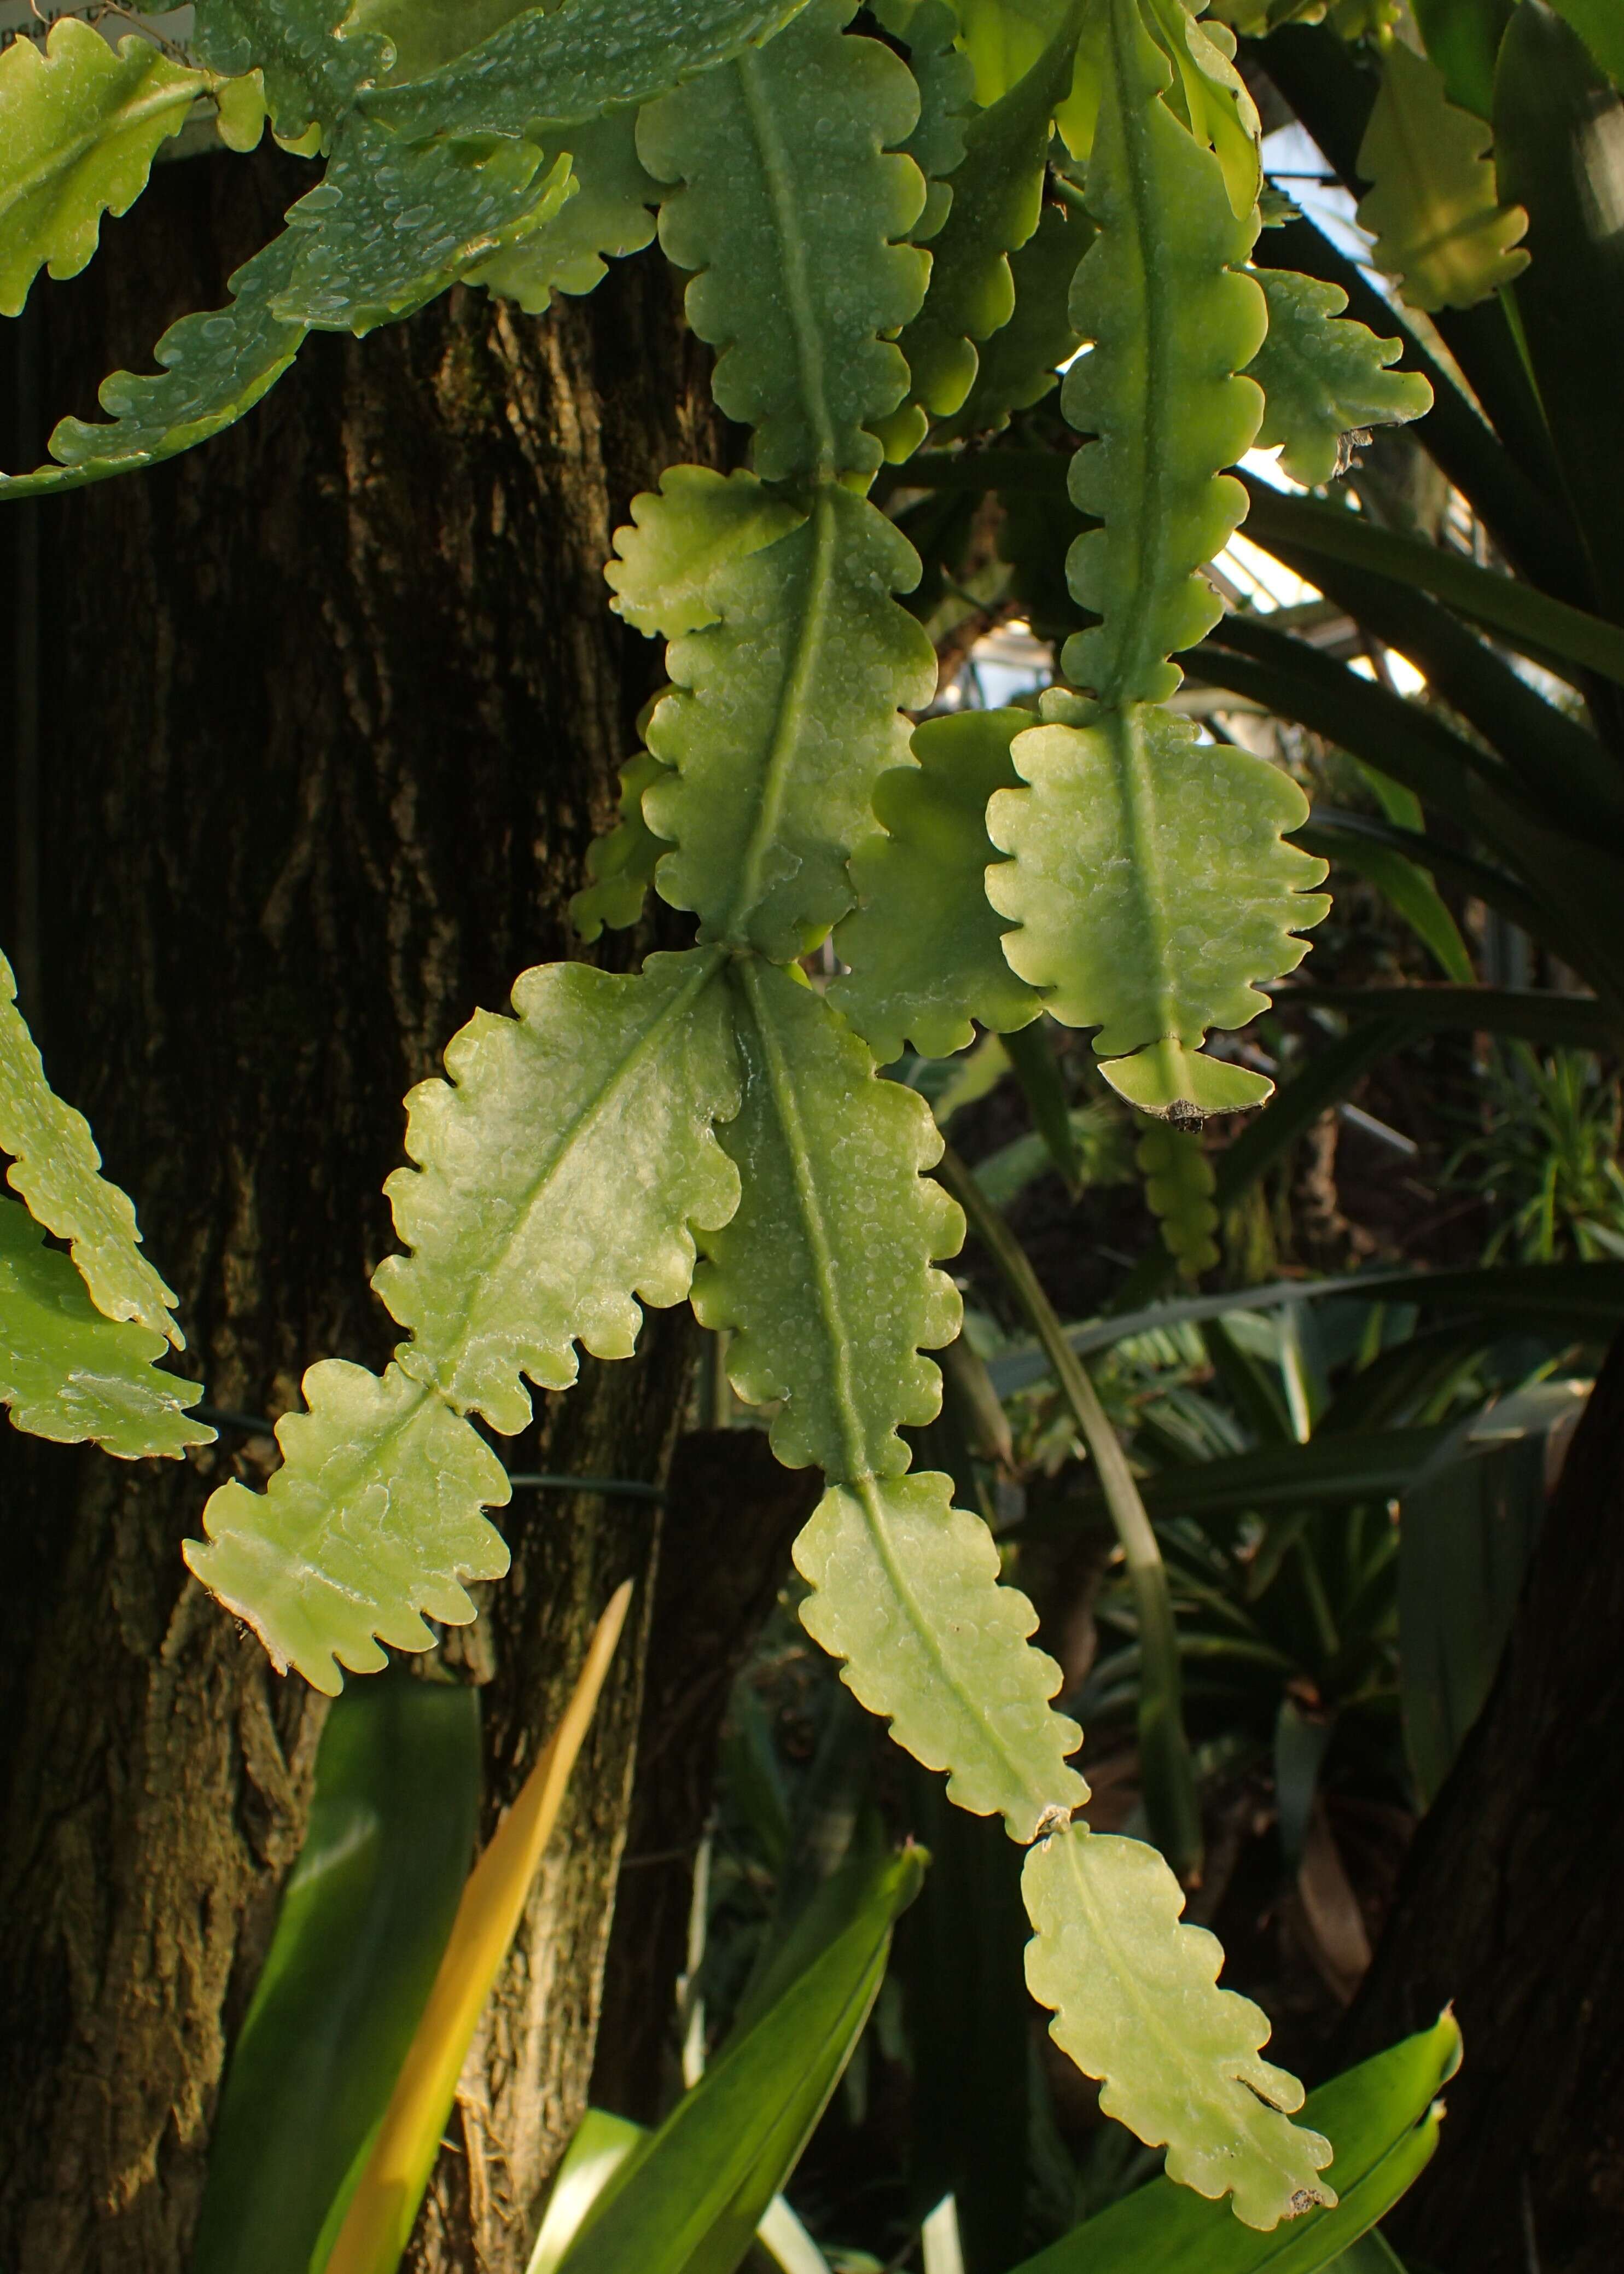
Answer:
[693,959,962,1480]
[1355,39,1528,313]
[888,1,1086,426]
[375,949,742,1434]
[831,708,1040,1062]
[1135,1119,1218,1279]
[795,1470,1087,1839]
[1250,267,1433,488]
[0,229,306,498]
[643,486,936,959]
[365,0,816,143]
[607,464,806,639]
[638,0,929,483]
[0,18,264,318]
[937,184,1091,440]
[185,1359,511,1695]
[0,950,181,1343]
[1062,0,1264,707]
[465,109,659,312]
[0,1198,212,1459]
[986,698,1329,1114]
[272,122,572,333]
[571,753,672,942]
[1023,1824,1337,2229]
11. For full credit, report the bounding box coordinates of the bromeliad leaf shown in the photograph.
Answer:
[1250,267,1433,488]
[1024,1824,1337,2229]
[0,230,307,498]
[0,17,264,318]
[465,109,659,313]
[832,708,1041,1062]
[638,0,929,483]
[606,465,805,640]
[570,753,672,943]
[0,1198,212,1459]
[376,950,742,1434]
[1355,39,1529,313]
[0,950,181,1342]
[185,1359,511,1695]
[796,1469,1087,1839]
[1062,0,1265,707]
[694,960,962,1481]
[643,487,936,960]
[986,699,1329,1114]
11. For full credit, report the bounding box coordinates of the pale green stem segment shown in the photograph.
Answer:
[736,46,840,482]
[936,1141,1202,1880]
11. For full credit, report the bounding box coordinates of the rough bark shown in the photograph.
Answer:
[0,141,719,2274]
[1341,1329,1624,2273]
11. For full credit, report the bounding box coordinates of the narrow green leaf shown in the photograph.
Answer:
[1284,984,1616,1051]
[1250,268,1433,489]
[1010,2013,1461,2272]
[644,488,936,960]
[1305,821,1474,985]
[1137,1119,1219,1279]
[364,0,817,142]
[1024,1824,1336,2230]
[986,700,1329,1115]
[189,1672,481,2274]
[606,465,806,641]
[376,950,743,1431]
[831,708,1041,1062]
[1412,0,1514,119]
[1355,39,1527,313]
[1060,1425,1449,1526]
[887,0,1087,429]
[0,18,253,318]
[795,1469,1087,1839]
[639,0,929,483]
[0,230,307,499]
[1061,0,1265,707]
[696,960,962,1481]
[0,1197,212,1459]
[0,949,181,1342]
[1005,1018,1086,1190]
[1546,0,1624,86]
[570,753,672,943]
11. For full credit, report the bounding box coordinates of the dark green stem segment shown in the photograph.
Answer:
[936,1142,1203,1882]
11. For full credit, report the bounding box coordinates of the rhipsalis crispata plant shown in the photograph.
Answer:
[6,0,1474,2231]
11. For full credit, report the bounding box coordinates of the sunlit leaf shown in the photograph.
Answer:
[1250,268,1433,488]
[1355,39,1528,313]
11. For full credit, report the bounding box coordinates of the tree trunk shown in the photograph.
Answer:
[0,140,720,2274]
[1340,1330,1624,2273]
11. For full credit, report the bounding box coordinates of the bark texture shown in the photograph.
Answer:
[0,141,719,2274]
[1342,1330,1624,2273]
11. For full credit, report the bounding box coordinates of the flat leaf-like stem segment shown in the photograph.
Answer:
[1138,0,1260,217]
[188,949,742,1690]
[570,753,672,943]
[796,1472,1087,1839]
[0,230,307,497]
[607,463,805,639]
[937,180,1092,440]
[643,486,936,961]
[1135,1119,1219,1278]
[364,0,816,142]
[1062,0,1265,706]
[464,109,659,313]
[377,951,742,1433]
[0,949,181,1342]
[1250,267,1433,488]
[639,0,928,484]
[986,699,1329,1114]
[696,959,962,1479]
[1356,39,1529,313]
[832,707,1041,1062]
[0,16,263,318]
[0,1198,212,1458]
[1024,1824,1337,2229]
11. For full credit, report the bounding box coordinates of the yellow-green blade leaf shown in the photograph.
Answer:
[644,487,936,961]
[1355,39,1529,313]
[0,1197,212,1458]
[694,960,963,1481]
[324,1584,632,2274]
[795,1470,1086,1839]
[1251,267,1434,487]
[0,949,181,1343]
[986,701,1329,1115]
[376,949,743,1434]
[0,18,216,317]
[607,465,806,641]
[1061,0,1265,707]
[1023,1824,1336,2230]
[831,708,1041,1063]
[184,1359,512,1695]
[571,752,673,943]
[638,0,929,483]
[465,108,660,313]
